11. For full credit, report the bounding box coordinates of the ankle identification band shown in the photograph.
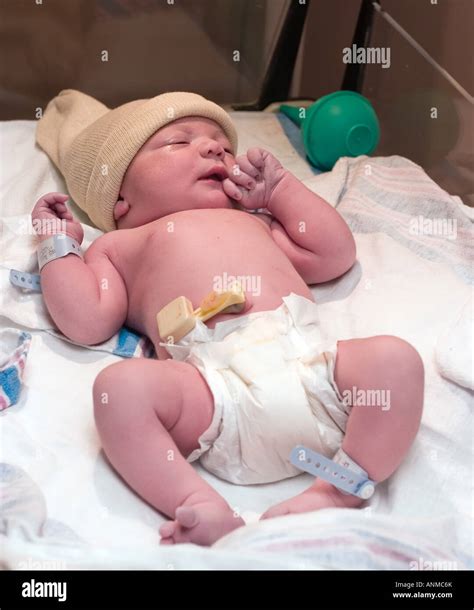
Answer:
[37,234,83,271]
[157,287,246,344]
[290,445,376,499]
[9,269,42,292]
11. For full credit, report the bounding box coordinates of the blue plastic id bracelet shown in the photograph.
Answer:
[290,445,376,499]
[9,269,42,292]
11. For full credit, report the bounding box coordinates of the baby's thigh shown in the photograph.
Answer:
[333,335,424,392]
[93,358,215,458]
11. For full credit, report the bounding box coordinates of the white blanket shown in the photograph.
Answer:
[0,117,472,569]
[435,295,473,390]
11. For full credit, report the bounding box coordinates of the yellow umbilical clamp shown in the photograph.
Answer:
[157,287,246,344]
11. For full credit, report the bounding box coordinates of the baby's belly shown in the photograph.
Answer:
[141,270,312,359]
[122,211,314,358]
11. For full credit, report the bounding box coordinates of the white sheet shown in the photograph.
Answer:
[0,116,472,569]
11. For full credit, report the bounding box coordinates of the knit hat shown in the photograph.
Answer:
[36,89,238,232]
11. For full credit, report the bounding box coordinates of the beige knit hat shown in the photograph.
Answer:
[36,89,238,232]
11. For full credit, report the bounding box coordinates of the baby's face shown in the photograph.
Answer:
[114,116,236,229]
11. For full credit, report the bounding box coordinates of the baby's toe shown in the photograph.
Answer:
[175,506,199,529]
[159,520,178,544]
[159,536,175,545]
[159,521,175,536]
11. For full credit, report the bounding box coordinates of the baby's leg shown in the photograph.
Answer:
[262,335,424,518]
[93,358,244,545]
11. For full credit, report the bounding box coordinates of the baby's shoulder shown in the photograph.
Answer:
[85,228,133,263]
[90,230,118,251]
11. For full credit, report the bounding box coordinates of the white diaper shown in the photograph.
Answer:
[162,293,350,485]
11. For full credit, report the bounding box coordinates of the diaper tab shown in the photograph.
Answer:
[281,293,326,357]
[159,318,214,360]
[282,293,320,327]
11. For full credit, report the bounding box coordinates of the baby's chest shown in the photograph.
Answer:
[144,216,270,264]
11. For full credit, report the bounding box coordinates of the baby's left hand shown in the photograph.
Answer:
[223,147,287,210]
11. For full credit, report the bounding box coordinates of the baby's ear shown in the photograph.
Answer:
[114,196,130,221]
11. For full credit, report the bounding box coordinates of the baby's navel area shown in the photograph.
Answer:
[111,208,313,357]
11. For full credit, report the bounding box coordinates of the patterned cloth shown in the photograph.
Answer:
[0,329,32,411]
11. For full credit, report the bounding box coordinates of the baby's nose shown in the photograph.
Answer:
[201,140,225,159]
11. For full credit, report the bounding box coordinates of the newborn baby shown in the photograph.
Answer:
[33,91,424,546]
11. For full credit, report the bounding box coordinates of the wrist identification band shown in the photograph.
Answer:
[37,234,83,271]
[9,269,42,292]
[290,445,376,499]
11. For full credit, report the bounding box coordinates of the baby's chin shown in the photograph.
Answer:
[192,191,235,211]
[115,191,236,228]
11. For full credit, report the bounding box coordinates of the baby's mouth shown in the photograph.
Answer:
[198,174,226,188]
[199,165,228,182]
[200,174,224,182]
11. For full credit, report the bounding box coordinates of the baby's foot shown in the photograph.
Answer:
[159,495,245,546]
[260,479,363,520]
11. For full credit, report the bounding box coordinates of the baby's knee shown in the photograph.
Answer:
[375,335,424,382]
[93,360,145,432]
[374,336,424,421]
[93,360,128,408]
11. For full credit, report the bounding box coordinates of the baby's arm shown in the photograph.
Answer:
[224,148,356,284]
[267,173,356,283]
[32,193,128,345]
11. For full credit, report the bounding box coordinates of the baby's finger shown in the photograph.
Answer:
[58,211,74,221]
[224,180,260,210]
[227,165,256,190]
[42,193,70,205]
[247,147,272,171]
[233,156,261,180]
[222,178,244,201]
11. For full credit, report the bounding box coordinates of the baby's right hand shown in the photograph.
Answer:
[31,192,84,244]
